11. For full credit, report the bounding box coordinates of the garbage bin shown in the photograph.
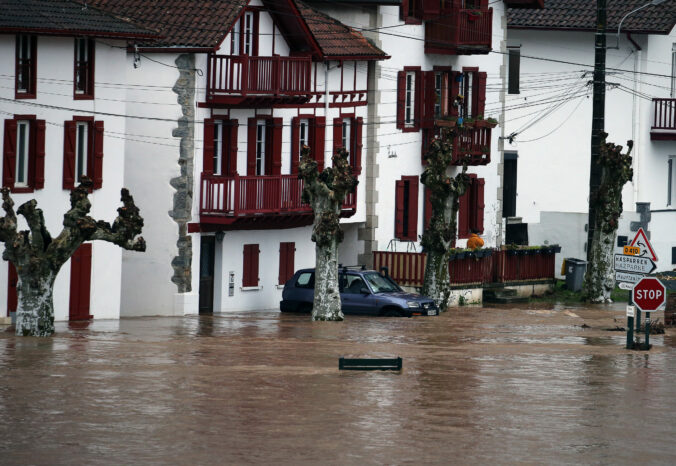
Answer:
[564,258,587,292]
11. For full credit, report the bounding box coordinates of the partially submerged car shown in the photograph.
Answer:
[280,266,438,317]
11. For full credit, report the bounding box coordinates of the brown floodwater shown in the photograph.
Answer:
[1,304,675,465]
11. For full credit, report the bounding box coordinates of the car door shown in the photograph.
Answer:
[340,274,378,315]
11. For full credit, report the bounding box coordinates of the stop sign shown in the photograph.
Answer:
[632,277,667,312]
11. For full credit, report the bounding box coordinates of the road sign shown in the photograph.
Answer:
[630,228,658,262]
[614,254,656,274]
[632,277,667,312]
[615,271,643,284]
[626,305,635,317]
[618,282,634,290]
[623,246,640,256]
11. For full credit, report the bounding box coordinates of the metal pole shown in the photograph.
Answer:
[636,308,641,332]
[645,312,651,349]
[626,298,634,350]
[587,0,606,262]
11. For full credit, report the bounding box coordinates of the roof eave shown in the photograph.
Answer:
[506,25,672,35]
[0,27,158,39]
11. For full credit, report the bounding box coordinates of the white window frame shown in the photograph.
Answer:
[256,120,266,176]
[405,71,416,127]
[214,121,223,175]
[74,38,89,94]
[671,44,676,98]
[17,35,31,93]
[668,156,675,207]
[15,120,30,186]
[243,11,254,56]
[434,72,443,117]
[465,72,474,118]
[231,20,241,55]
[75,121,89,182]
[299,118,310,155]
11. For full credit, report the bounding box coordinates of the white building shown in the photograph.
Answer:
[505,1,676,273]
[0,0,156,321]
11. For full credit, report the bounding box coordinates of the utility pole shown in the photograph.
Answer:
[587,0,606,261]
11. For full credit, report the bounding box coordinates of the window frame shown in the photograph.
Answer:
[405,71,417,127]
[3,114,45,193]
[395,175,419,242]
[255,120,266,176]
[671,44,676,98]
[14,120,30,187]
[668,157,674,207]
[15,34,36,99]
[213,120,224,176]
[397,67,422,132]
[74,120,90,184]
[74,38,94,99]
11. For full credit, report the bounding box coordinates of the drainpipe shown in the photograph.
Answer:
[325,61,331,164]
[627,33,642,205]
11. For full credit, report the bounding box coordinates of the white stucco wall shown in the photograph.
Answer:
[0,35,129,320]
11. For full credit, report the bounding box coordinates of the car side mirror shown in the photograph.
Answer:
[360,287,370,295]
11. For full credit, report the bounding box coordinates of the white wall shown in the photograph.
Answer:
[0,35,127,320]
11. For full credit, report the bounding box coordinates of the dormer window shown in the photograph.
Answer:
[231,10,259,56]
[15,35,36,98]
[74,38,94,99]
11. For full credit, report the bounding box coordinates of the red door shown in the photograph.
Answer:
[7,262,17,316]
[69,243,92,321]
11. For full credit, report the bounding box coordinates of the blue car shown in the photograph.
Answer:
[280,267,438,317]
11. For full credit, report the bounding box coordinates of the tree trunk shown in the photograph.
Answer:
[584,228,616,303]
[312,237,343,321]
[15,272,56,337]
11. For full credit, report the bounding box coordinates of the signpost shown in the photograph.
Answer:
[613,255,657,274]
[630,228,657,261]
[631,277,666,350]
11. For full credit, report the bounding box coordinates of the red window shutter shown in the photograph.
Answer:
[243,244,260,287]
[472,177,485,234]
[475,71,487,117]
[203,118,215,174]
[457,192,470,239]
[252,10,260,56]
[396,71,406,129]
[7,261,17,315]
[450,71,460,117]
[395,179,405,239]
[227,119,238,176]
[313,116,326,172]
[62,120,76,189]
[406,176,419,241]
[271,117,282,175]
[422,71,436,129]
[253,245,259,286]
[332,117,342,155]
[247,118,256,175]
[92,121,104,189]
[414,71,423,131]
[3,119,17,188]
[291,117,300,174]
[354,117,363,175]
[33,119,45,189]
[278,242,295,285]
[424,186,433,231]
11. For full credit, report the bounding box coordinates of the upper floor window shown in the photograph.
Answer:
[397,68,422,132]
[75,121,89,182]
[299,119,310,154]
[291,116,326,174]
[247,117,282,176]
[63,118,104,190]
[214,121,223,175]
[671,44,676,98]
[341,118,351,149]
[256,120,266,175]
[459,71,475,119]
[74,38,94,99]
[203,118,238,177]
[3,116,45,192]
[231,10,259,56]
[333,117,363,175]
[405,72,417,127]
[15,35,36,98]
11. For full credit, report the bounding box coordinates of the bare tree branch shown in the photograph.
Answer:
[17,200,51,254]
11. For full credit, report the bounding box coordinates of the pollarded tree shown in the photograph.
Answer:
[299,146,358,321]
[583,133,633,303]
[421,132,471,311]
[0,177,145,336]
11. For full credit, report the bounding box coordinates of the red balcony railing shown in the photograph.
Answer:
[451,125,492,165]
[425,8,492,55]
[200,174,356,218]
[651,98,676,140]
[207,55,312,103]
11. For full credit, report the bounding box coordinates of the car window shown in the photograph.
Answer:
[343,275,366,294]
[363,272,399,293]
[295,272,314,288]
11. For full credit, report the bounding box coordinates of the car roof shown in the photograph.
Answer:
[296,268,378,274]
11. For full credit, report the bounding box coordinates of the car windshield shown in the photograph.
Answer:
[363,272,400,293]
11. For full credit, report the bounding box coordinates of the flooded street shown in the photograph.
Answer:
[1,304,675,465]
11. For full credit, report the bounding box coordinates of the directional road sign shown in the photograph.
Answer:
[632,277,667,312]
[614,254,656,274]
[615,271,643,284]
[630,228,658,262]
[618,282,634,291]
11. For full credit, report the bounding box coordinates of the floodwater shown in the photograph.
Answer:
[1,304,675,465]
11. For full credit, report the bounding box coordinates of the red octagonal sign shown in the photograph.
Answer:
[632,277,667,312]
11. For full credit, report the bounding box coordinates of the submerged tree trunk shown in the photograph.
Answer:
[583,134,633,303]
[0,178,146,336]
[299,147,358,321]
[421,136,470,311]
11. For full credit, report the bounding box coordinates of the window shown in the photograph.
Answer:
[231,10,258,56]
[460,72,474,119]
[204,119,238,176]
[508,47,521,95]
[214,121,223,175]
[395,176,419,241]
[397,68,421,131]
[243,11,254,56]
[434,72,443,117]
[400,0,423,24]
[74,38,94,99]
[672,44,676,98]
[457,69,487,120]
[231,20,241,55]
[247,118,282,176]
[15,35,36,98]
[3,116,45,192]
[63,118,104,190]
[458,175,485,238]
[295,272,314,288]
[668,157,674,206]
[332,117,363,174]
[242,244,259,287]
[278,242,295,285]
[299,119,310,152]
[291,117,325,173]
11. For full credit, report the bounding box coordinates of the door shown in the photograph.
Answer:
[198,236,216,314]
[7,261,17,317]
[340,274,378,315]
[503,153,517,218]
[69,243,92,321]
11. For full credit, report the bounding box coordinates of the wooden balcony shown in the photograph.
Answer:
[425,8,492,55]
[197,174,356,231]
[206,54,312,107]
[434,122,493,165]
[651,98,676,141]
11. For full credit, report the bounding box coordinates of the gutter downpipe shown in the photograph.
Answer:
[627,33,642,205]
[325,61,331,164]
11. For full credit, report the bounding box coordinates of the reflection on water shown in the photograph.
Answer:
[0,307,675,464]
